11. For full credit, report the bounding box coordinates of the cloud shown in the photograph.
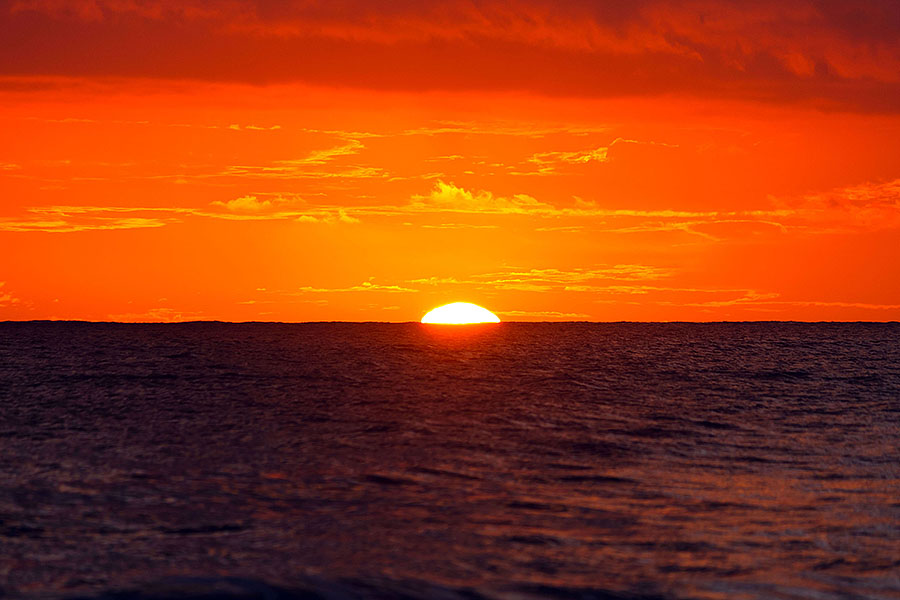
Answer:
[211,195,273,212]
[289,140,364,165]
[661,290,783,308]
[207,194,357,224]
[4,0,899,110]
[221,164,385,181]
[476,266,674,288]
[420,223,499,229]
[789,178,900,230]
[407,265,672,293]
[405,271,886,315]
[296,279,417,294]
[334,209,360,224]
[535,225,583,232]
[225,123,281,131]
[400,123,611,139]
[525,146,609,174]
[295,209,360,224]
[3,177,894,238]
[229,271,900,318]
[408,276,462,286]
[402,182,796,236]
[586,285,900,312]
[0,214,169,232]
[0,188,772,241]
[0,282,20,306]
[218,140,369,181]
[0,202,367,231]
[216,138,386,181]
[774,300,900,310]
[411,180,549,213]
[660,290,900,311]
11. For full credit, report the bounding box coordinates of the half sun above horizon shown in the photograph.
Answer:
[421,302,501,324]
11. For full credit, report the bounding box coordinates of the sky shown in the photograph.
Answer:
[1,0,899,322]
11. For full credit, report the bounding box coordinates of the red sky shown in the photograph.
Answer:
[2,0,899,321]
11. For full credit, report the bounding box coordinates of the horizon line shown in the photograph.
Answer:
[2,319,898,325]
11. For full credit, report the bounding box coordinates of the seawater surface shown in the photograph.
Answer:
[0,322,898,600]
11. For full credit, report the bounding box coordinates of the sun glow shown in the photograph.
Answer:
[421,302,501,324]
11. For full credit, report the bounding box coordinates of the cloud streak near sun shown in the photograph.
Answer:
[6,176,897,237]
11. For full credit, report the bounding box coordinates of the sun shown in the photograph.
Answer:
[421,302,501,324]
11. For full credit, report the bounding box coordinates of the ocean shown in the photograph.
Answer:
[1,322,898,600]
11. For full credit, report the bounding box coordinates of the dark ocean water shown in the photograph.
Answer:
[0,322,898,600]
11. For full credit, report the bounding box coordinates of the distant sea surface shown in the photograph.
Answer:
[1,322,898,600]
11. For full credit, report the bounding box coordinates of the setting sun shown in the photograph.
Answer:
[2,2,898,600]
[421,302,501,324]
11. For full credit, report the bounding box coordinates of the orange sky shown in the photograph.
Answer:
[2,0,899,322]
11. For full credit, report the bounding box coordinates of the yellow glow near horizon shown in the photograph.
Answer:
[421,302,501,324]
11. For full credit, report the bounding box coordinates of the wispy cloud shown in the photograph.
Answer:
[227,124,281,131]
[786,178,900,231]
[407,276,462,286]
[1,205,193,232]
[420,223,499,229]
[408,265,672,293]
[0,215,170,232]
[535,225,584,232]
[775,300,900,310]
[4,177,897,238]
[217,138,389,181]
[604,287,900,312]
[659,290,783,308]
[403,182,793,236]
[295,209,360,224]
[0,282,20,306]
[296,279,417,294]
[411,180,548,214]
[398,123,612,139]
[524,146,609,174]
[266,267,668,298]
[211,195,273,212]
[281,140,365,166]
[513,137,678,175]
[0,202,363,231]
[220,164,386,181]
[666,293,900,311]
